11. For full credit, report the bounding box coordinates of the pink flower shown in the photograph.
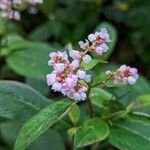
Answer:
[95,43,109,55]
[46,73,56,85]
[54,63,65,72]
[0,0,43,20]
[98,28,111,42]
[106,65,139,85]
[47,50,92,101]
[71,59,79,68]
[69,50,81,60]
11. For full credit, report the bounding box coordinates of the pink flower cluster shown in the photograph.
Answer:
[0,0,43,20]
[46,27,112,101]
[46,51,91,101]
[0,0,20,20]
[79,28,111,55]
[46,27,139,101]
[106,65,139,85]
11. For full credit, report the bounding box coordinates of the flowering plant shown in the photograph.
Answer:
[0,1,150,150]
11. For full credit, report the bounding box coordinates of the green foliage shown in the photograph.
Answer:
[74,118,109,148]
[0,121,65,150]
[109,119,150,150]
[68,104,80,125]
[4,35,54,79]
[14,99,73,150]
[90,87,116,108]
[0,80,50,122]
[127,94,150,111]
[0,0,149,149]
[81,59,107,71]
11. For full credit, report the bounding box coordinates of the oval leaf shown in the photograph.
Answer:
[90,87,116,108]
[6,35,54,79]
[74,118,109,148]
[0,80,50,122]
[14,99,73,150]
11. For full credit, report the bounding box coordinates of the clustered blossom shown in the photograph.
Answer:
[79,28,111,56]
[46,51,91,101]
[106,65,139,85]
[47,28,139,101]
[0,0,43,20]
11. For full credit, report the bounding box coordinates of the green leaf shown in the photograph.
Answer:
[68,104,80,125]
[74,118,109,148]
[0,121,65,150]
[26,78,49,96]
[90,87,116,108]
[6,34,34,51]
[92,72,107,86]
[0,18,6,35]
[67,127,77,139]
[29,22,52,41]
[14,99,74,150]
[0,80,50,122]
[81,59,107,70]
[6,42,53,79]
[39,0,55,16]
[95,22,117,60]
[127,94,150,111]
[109,120,150,150]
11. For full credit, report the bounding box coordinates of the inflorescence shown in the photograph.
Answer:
[0,0,43,20]
[46,28,139,101]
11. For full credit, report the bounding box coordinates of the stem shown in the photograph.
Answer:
[87,89,93,118]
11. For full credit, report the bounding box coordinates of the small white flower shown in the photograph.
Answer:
[48,60,53,66]
[78,41,86,50]
[106,70,112,75]
[77,70,86,79]
[118,65,127,72]
[52,82,62,91]
[88,33,96,42]
[71,59,79,68]
[46,73,56,85]
[82,54,92,64]
[54,63,65,72]
[69,50,81,59]
[127,76,137,85]
[85,75,91,82]
[74,93,81,101]
[65,77,77,87]
[81,93,87,101]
